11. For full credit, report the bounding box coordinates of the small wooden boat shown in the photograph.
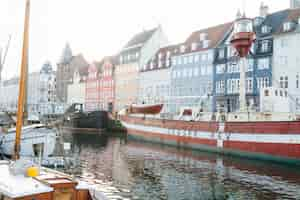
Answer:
[129,103,163,115]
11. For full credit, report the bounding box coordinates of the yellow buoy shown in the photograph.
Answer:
[26,166,39,177]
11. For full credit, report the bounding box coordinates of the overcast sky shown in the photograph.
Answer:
[0,0,289,80]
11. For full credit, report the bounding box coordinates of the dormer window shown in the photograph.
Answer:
[283,22,292,32]
[202,40,210,48]
[191,43,197,51]
[219,48,225,59]
[199,33,207,41]
[180,45,186,53]
[166,51,171,58]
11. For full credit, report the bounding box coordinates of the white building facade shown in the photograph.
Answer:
[273,9,300,113]
[138,45,176,113]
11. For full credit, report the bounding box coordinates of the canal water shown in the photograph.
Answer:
[62,133,300,200]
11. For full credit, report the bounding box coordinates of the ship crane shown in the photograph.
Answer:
[0,35,12,82]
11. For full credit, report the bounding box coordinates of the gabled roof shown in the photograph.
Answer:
[276,8,300,34]
[123,27,157,49]
[143,44,180,72]
[256,9,290,37]
[183,22,233,53]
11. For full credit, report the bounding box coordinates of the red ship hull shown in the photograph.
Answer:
[120,115,300,165]
[129,104,163,115]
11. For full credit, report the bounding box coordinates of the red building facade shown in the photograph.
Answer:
[99,57,115,112]
[85,63,100,111]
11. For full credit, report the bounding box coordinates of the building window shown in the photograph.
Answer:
[216,80,225,94]
[178,57,182,65]
[216,64,225,74]
[261,25,270,34]
[158,61,162,68]
[257,58,269,70]
[279,56,288,66]
[191,43,197,51]
[180,45,186,53]
[261,40,269,52]
[188,68,193,77]
[285,76,288,88]
[228,63,239,73]
[183,57,188,64]
[247,59,254,71]
[194,67,199,76]
[219,48,225,59]
[257,77,270,89]
[281,39,288,48]
[172,58,177,66]
[194,54,200,63]
[189,55,193,64]
[200,33,207,41]
[283,22,292,32]
[183,69,187,77]
[296,74,299,89]
[246,78,253,93]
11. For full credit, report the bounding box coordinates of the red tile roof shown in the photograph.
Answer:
[183,22,233,53]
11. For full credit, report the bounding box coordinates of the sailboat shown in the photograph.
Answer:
[0,1,96,199]
[0,0,57,158]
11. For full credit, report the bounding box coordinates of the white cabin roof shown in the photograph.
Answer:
[0,162,53,198]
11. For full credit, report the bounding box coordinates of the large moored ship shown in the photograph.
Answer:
[120,16,300,165]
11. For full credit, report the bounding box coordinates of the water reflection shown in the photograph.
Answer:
[63,133,300,200]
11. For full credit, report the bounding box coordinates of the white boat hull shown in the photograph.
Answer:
[0,125,57,157]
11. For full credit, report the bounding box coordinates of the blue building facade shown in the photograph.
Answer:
[213,10,290,112]
[169,23,232,113]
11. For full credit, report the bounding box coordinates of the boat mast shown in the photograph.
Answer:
[13,0,30,160]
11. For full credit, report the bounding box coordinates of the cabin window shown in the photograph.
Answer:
[264,90,269,96]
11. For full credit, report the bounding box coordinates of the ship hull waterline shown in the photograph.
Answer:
[121,116,300,165]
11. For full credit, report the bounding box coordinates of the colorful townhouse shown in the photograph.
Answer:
[213,5,290,112]
[85,63,101,111]
[169,23,232,114]
[114,26,168,111]
[273,7,300,113]
[138,45,177,113]
[98,56,116,112]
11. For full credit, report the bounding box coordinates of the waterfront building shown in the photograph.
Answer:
[273,8,300,113]
[98,56,116,112]
[67,65,88,106]
[169,23,232,113]
[213,6,290,112]
[56,43,88,103]
[138,45,177,113]
[85,62,101,111]
[0,62,57,116]
[114,26,168,111]
[38,61,57,115]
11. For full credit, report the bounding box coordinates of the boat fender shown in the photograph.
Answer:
[26,166,39,177]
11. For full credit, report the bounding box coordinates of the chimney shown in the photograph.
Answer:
[259,2,269,18]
